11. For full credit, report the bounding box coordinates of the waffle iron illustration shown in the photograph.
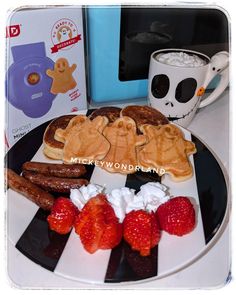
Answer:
[6,42,56,118]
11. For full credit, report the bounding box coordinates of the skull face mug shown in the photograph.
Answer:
[148,49,229,127]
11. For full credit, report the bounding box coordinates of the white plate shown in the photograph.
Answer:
[6,117,229,285]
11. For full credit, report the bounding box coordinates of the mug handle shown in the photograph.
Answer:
[198,51,229,108]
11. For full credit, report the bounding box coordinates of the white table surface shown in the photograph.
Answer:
[7,90,231,289]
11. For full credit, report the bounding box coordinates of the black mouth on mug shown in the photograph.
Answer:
[168,99,199,122]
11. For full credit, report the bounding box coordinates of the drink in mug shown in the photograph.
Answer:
[148,49,229,127]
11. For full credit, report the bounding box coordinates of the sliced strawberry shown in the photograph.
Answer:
[47,197,79,234]
[74,194,122,253]
[156,196,196,236]
[78,215,104,253]
[123,210,161,256]
[99,200,123,250]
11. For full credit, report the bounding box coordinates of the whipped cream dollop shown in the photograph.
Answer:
[106,187,137,223]
[70,183,104,210]
[157,51,206,67]
[107,182,169,222]
[70,182,169,223]
[137,182,170,212]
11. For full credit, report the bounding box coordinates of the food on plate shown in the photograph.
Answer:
[60,116,111,164]
[7,166,197,255]
[106,182,169,222]
[121,105,169,130]
[138,124,196,181]
[6,168,55,211]
[54,115,88,143]
[156,196,196,236]
[47,181,196,254]
[89,106,122,123]
[47,197,79,234]
[41,105,196,181]
[22,171,88,193]
[43,115,76,160]
[22,161,86,178]
[102,116,146,174]
[70,183,104,210]
[74,194,122,253]
[123,210,161,256]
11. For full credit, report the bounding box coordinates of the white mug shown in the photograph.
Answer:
[148,48,229,127]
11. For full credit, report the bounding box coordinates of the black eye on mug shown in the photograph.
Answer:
[151,74,170,98]
[175,78,197,103]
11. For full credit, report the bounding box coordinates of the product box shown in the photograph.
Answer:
[5,6,87,147]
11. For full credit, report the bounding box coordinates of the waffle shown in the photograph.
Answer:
[121,105,169,131]
[43,115,76,160]
[54,115,87,143]
[89,106,121,123]
[42,106,196,181]
[102,116,146,174]
[137,124,197,181]
[61,116,111,164]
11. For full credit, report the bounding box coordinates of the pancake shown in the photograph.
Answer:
[121,105,169,130]
[89,107,121,123]
[43,115,76,160]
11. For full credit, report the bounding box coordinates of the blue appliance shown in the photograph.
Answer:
[87,6,228,103]
[6,42,56,118]
[87,6,148,103]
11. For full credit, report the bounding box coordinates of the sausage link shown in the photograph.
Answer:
[6,168,55,211]
[22,162,86,178]
[22,171,88,193]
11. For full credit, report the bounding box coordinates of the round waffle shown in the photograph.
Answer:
[43,115,76,160]
[89,107,121,123]
[121,105,169,130]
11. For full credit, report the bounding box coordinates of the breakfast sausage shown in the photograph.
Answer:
[6,168,55,211]
[22,162,86,178]
[22,171,88,193]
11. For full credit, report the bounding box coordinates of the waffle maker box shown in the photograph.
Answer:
[5,6,87,147]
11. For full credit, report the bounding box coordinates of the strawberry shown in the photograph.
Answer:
[123,210,161,256]
[156,196,195,236]
[74,194,122,253]
[47,197,79,234]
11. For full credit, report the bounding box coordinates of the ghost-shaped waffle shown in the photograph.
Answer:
[55,115,87,143]
[102,116,146,174]
[60,115,111,164]
[137,124,196,181]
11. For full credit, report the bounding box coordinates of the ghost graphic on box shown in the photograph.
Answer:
[58,26,72,42]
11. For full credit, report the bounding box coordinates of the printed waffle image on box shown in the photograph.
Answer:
[5,7,87,147]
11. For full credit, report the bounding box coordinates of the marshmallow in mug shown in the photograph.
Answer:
[156,51,206,67]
